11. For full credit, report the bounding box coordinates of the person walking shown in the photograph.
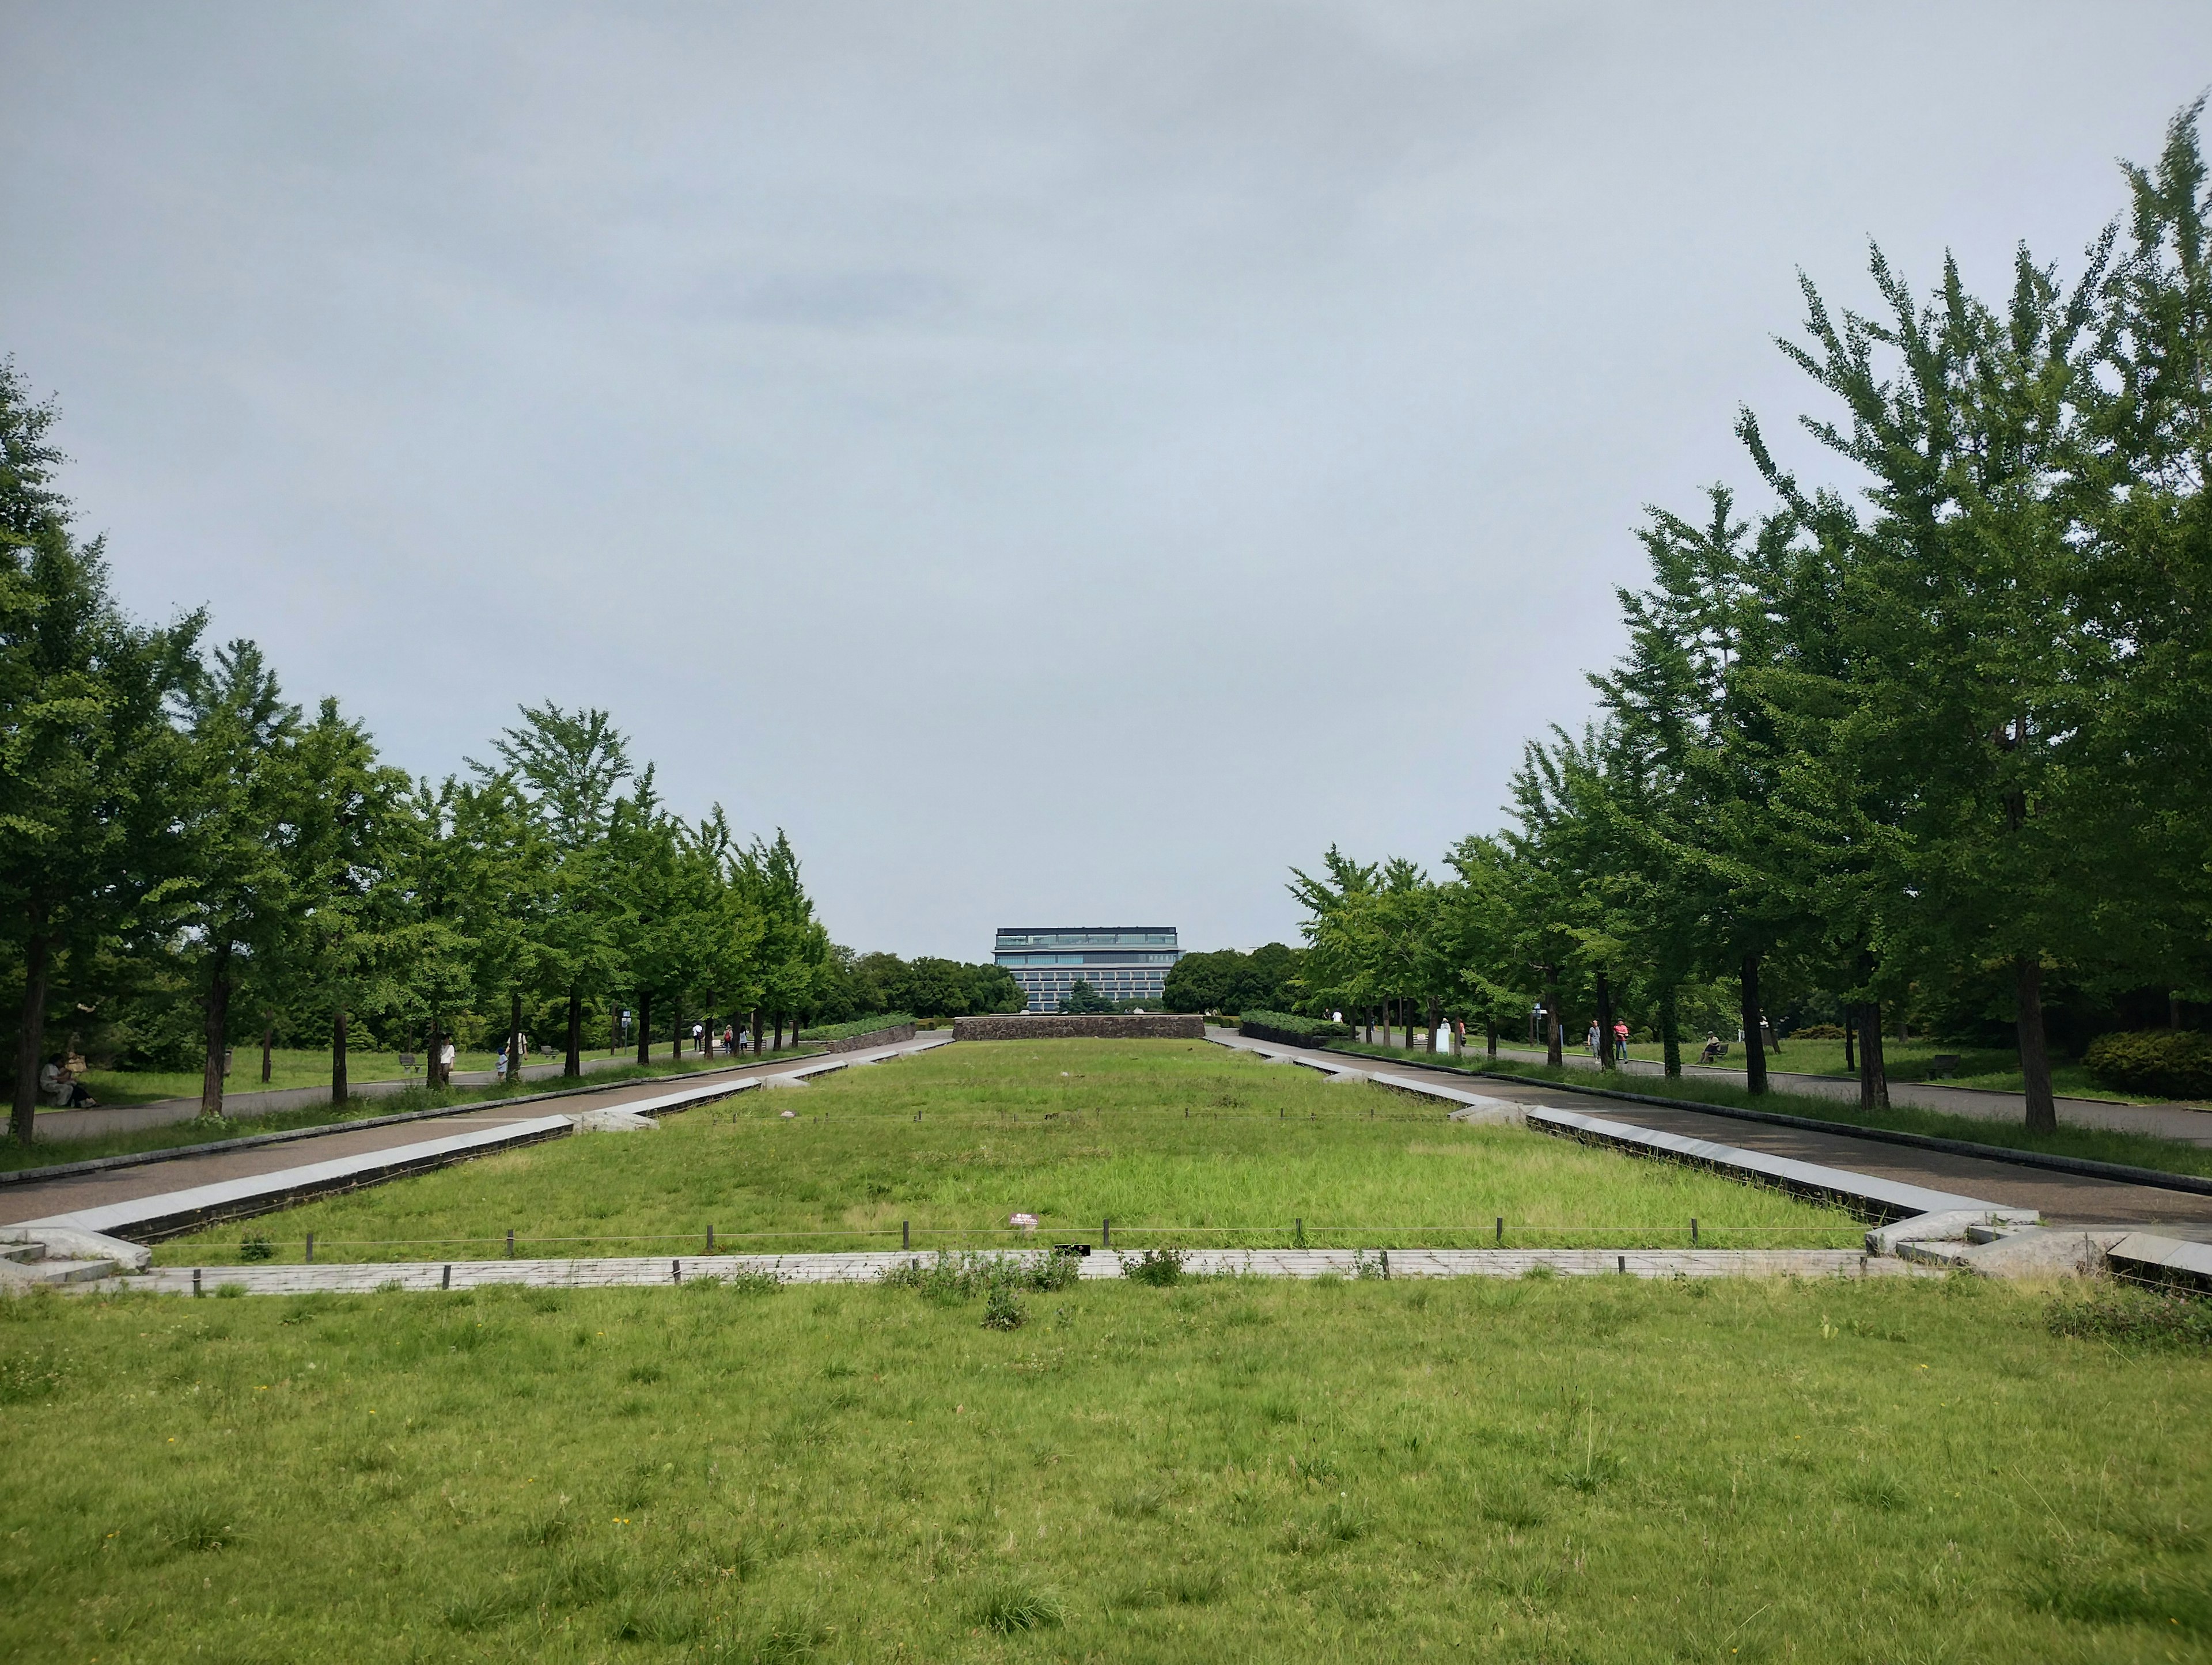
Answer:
[1612,1021,1630,1063]
[1585,1021,1600,1059]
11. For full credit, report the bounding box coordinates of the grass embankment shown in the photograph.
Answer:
[3,1275,2207,1662]
[2,1052,822,1178]
[1330,1042,2212,1182]
[154,1041,1858,1266]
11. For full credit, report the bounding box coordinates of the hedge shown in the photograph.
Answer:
[797,1013,916,1043]
[1238,1010,1354,1046]
[2083,1030,2212,1100]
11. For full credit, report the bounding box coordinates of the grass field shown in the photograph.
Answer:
[153,1041,1863,1266]
[1,1052,821,1177]
[3,1272,2207,1662]
[1327,1041,2212,1182]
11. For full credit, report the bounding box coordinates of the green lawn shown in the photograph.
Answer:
[3,1273,2207,1662]
[75,1047,514,1108]
[155,1041,1862,1266]
[3,1052,820,1178]
[75,1044,759,1110]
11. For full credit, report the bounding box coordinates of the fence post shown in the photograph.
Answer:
[1495,1216,1503,1245]
[442,1264,451,1289]
[1691,1218,1698,1247]
[506,1228,515,1258]
[902,1220,910,1250]
[1102,1218,1111,1249]
[305,1231,314,1264]
[192,1268,202,1298]
[706,1224,714,1253]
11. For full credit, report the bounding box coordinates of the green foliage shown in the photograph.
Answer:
[795,1014,914,1042]
[1123,1247,1185,1286]
[1164,943,1304,1014]
[1059,979,1115,1014]
[979,1285,1025,1330]
[1238,1010,1353,1044]
[2083,1030,2212,1099]
[2047,1283,2212,1349]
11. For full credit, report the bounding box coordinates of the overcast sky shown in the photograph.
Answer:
[5,3,2208,959]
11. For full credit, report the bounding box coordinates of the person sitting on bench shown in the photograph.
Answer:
[1698,1034,1726,1066]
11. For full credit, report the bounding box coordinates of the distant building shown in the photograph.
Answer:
[993,926,1181,1012]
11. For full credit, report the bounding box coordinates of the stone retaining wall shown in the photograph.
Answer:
[815,1023,917,1053]
[952,1014,1205,1041]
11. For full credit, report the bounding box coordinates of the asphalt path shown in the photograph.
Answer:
[1219,1033,2212,1237]
[0,1052,825,1228]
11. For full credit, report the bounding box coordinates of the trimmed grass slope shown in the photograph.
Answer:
[154,1040,1861,1265]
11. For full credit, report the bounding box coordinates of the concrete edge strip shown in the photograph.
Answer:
[0,1053,830,1188]
[2105,1230,2212,1286]
[22,1115,579,1243]
[1363,1061,2212,1199]
[132,1245,1914,1295]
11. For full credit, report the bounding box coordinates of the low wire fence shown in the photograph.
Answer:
[183,1214,1872,1267]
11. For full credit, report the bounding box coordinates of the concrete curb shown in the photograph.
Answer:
[1422,1066,2212,1199]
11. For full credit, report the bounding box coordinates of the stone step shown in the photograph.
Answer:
[0,1256,118,1287]
[0,1241,47,1265]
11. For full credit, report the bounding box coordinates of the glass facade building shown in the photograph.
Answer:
[994,927,1180,1012]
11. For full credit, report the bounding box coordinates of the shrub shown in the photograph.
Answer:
[2083,1030,2212,1100]
[796,1014,915,1043]
[1124,1247,1185,1286]
[238,1234,276,1262]
[1791,1023,1845,1040]
[880,1250,1073,1302]
[1238,1010,1354,1046]
[980,1286,1025,1330]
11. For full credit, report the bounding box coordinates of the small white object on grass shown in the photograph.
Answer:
[1009,1213,1039,1234]
[779,1109,796,1119]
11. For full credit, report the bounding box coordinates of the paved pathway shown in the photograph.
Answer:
[135,1245,1922,1295]
[35,1046,822,1142]
[1215,1031,2212,1237]
[0,1048,887,1229]
[1479,1043,2212,1146]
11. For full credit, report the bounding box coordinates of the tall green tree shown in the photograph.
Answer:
[1,365,199,1140]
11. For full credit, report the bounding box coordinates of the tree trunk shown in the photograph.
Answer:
[751,1008,763,1056]
[1364,1006,1373,1045]
[261,1023,274,1083]
[11,913,51,1147]
[672,999,683,1060]
[2016,955,2057,1134]
[1658,984,1681,1079]
[332,1007,349,1105]
[1425,997,1441,1053]
[426,1015,444,1088]
[565,985,582,1079]
[201,939,233,1118]
[1856,1001,1889,1112]
[1740,954,1767,1096]
[773,1016,785,1051]
[507,990,524,1084]
[1544,968,1563,1068]
[636,990,653,1068]
[1594,969,1616,1072]
[1843,1011,1855,1075]
[1485,1014,1498,1059]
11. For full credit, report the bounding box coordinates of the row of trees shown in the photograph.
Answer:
[1,363,853,1143]
[1291,103,2212,1131]
[1160,943,1304,1016]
